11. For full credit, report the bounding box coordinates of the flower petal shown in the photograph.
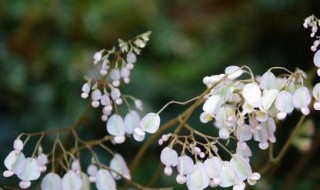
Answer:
[140,113,160,134]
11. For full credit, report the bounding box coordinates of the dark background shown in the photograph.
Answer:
[1,0,320,189]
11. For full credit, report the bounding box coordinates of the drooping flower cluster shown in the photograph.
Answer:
[160,146,260,190]
[304,15,320,51]
[201,65,314,150]
[3,139,48,189]
[39,154,130,190]
[80,31,162,143]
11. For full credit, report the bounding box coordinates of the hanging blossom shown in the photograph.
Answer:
[200,65,314,150]
[80,31,153,143]
[159,143,261,190]
[3,139,49,189]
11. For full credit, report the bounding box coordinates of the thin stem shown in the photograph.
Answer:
[157,95,200,114]
[268,67,293,74]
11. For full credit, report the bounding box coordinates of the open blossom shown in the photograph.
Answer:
[62,170,82,190]
[176,155,194,184]
[186,162,210,190]
[242,83,261,107]
[3,150,25,178]
[87,164,98,182]
[106,114,126,144]
[124,111,140,135]
[293,87,311,115]
[41,173,62,190]
[312,83,320,110]
[91,89,102,108]
[17,158,41,189]
[133,112,161,141]
[275,90,294,120]
[110,154,131,180]
[160,147,178,176]
[95,169,116,190]
[204,156,223,187]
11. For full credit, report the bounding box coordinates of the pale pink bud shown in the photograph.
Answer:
[19,180,31,189]
[14,139,24,151]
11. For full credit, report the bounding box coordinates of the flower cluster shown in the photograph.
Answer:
[160,146,260,190]
[106,111,161,143]
[80,31,162,143]
[201,65,314,150]
[40,154,130,190]
[304,15,320,49]
[3,139,48,189]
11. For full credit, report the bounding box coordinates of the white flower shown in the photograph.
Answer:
[219,128,230,139]
[87,164,98,182]
[242,83,261,106]
[121,66,131,83]
[313,83,320,110]
[204,157,222,187]
[293,87,311,115]
[134,99,143,110]
[225,65,243,80]
[186,162,210,190]
[259,71,278,90]
[215,106,236,129]
[3,150,25,177]
[62,170,82,190]
[253,119,276,149]
[176,155,194,184]
[127,52,137,64]
[236,143,252,161]
[110,88,122,105]
[110,154,131,180]
[160,147,178,176]
[81,82,91,99]
[260,89,279,111]
[93,51,103,64]
[314,50,320,67]
[80,173,90,190]
[140,112,161,134]
[275,90,294,120]
[134,39,146,48]
[133,127,146,141]
[17,158,41,189]
[124,111,140,135]
[199,112,213,123]
[37,153,48,172]
[110,69,121,87]
[41,173,62,190]
[236,125,253,144]
[100,60,109,76]
[100,94,111,106]
[203,95,222,115]
[219,161,243,189]
[91,89,102,108]
[96,169,116,190]
[71,160,81,174]
[230,154,260,186]
[106,114,126,144]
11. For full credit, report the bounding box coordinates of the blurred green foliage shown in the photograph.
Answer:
[1,0,320,189]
